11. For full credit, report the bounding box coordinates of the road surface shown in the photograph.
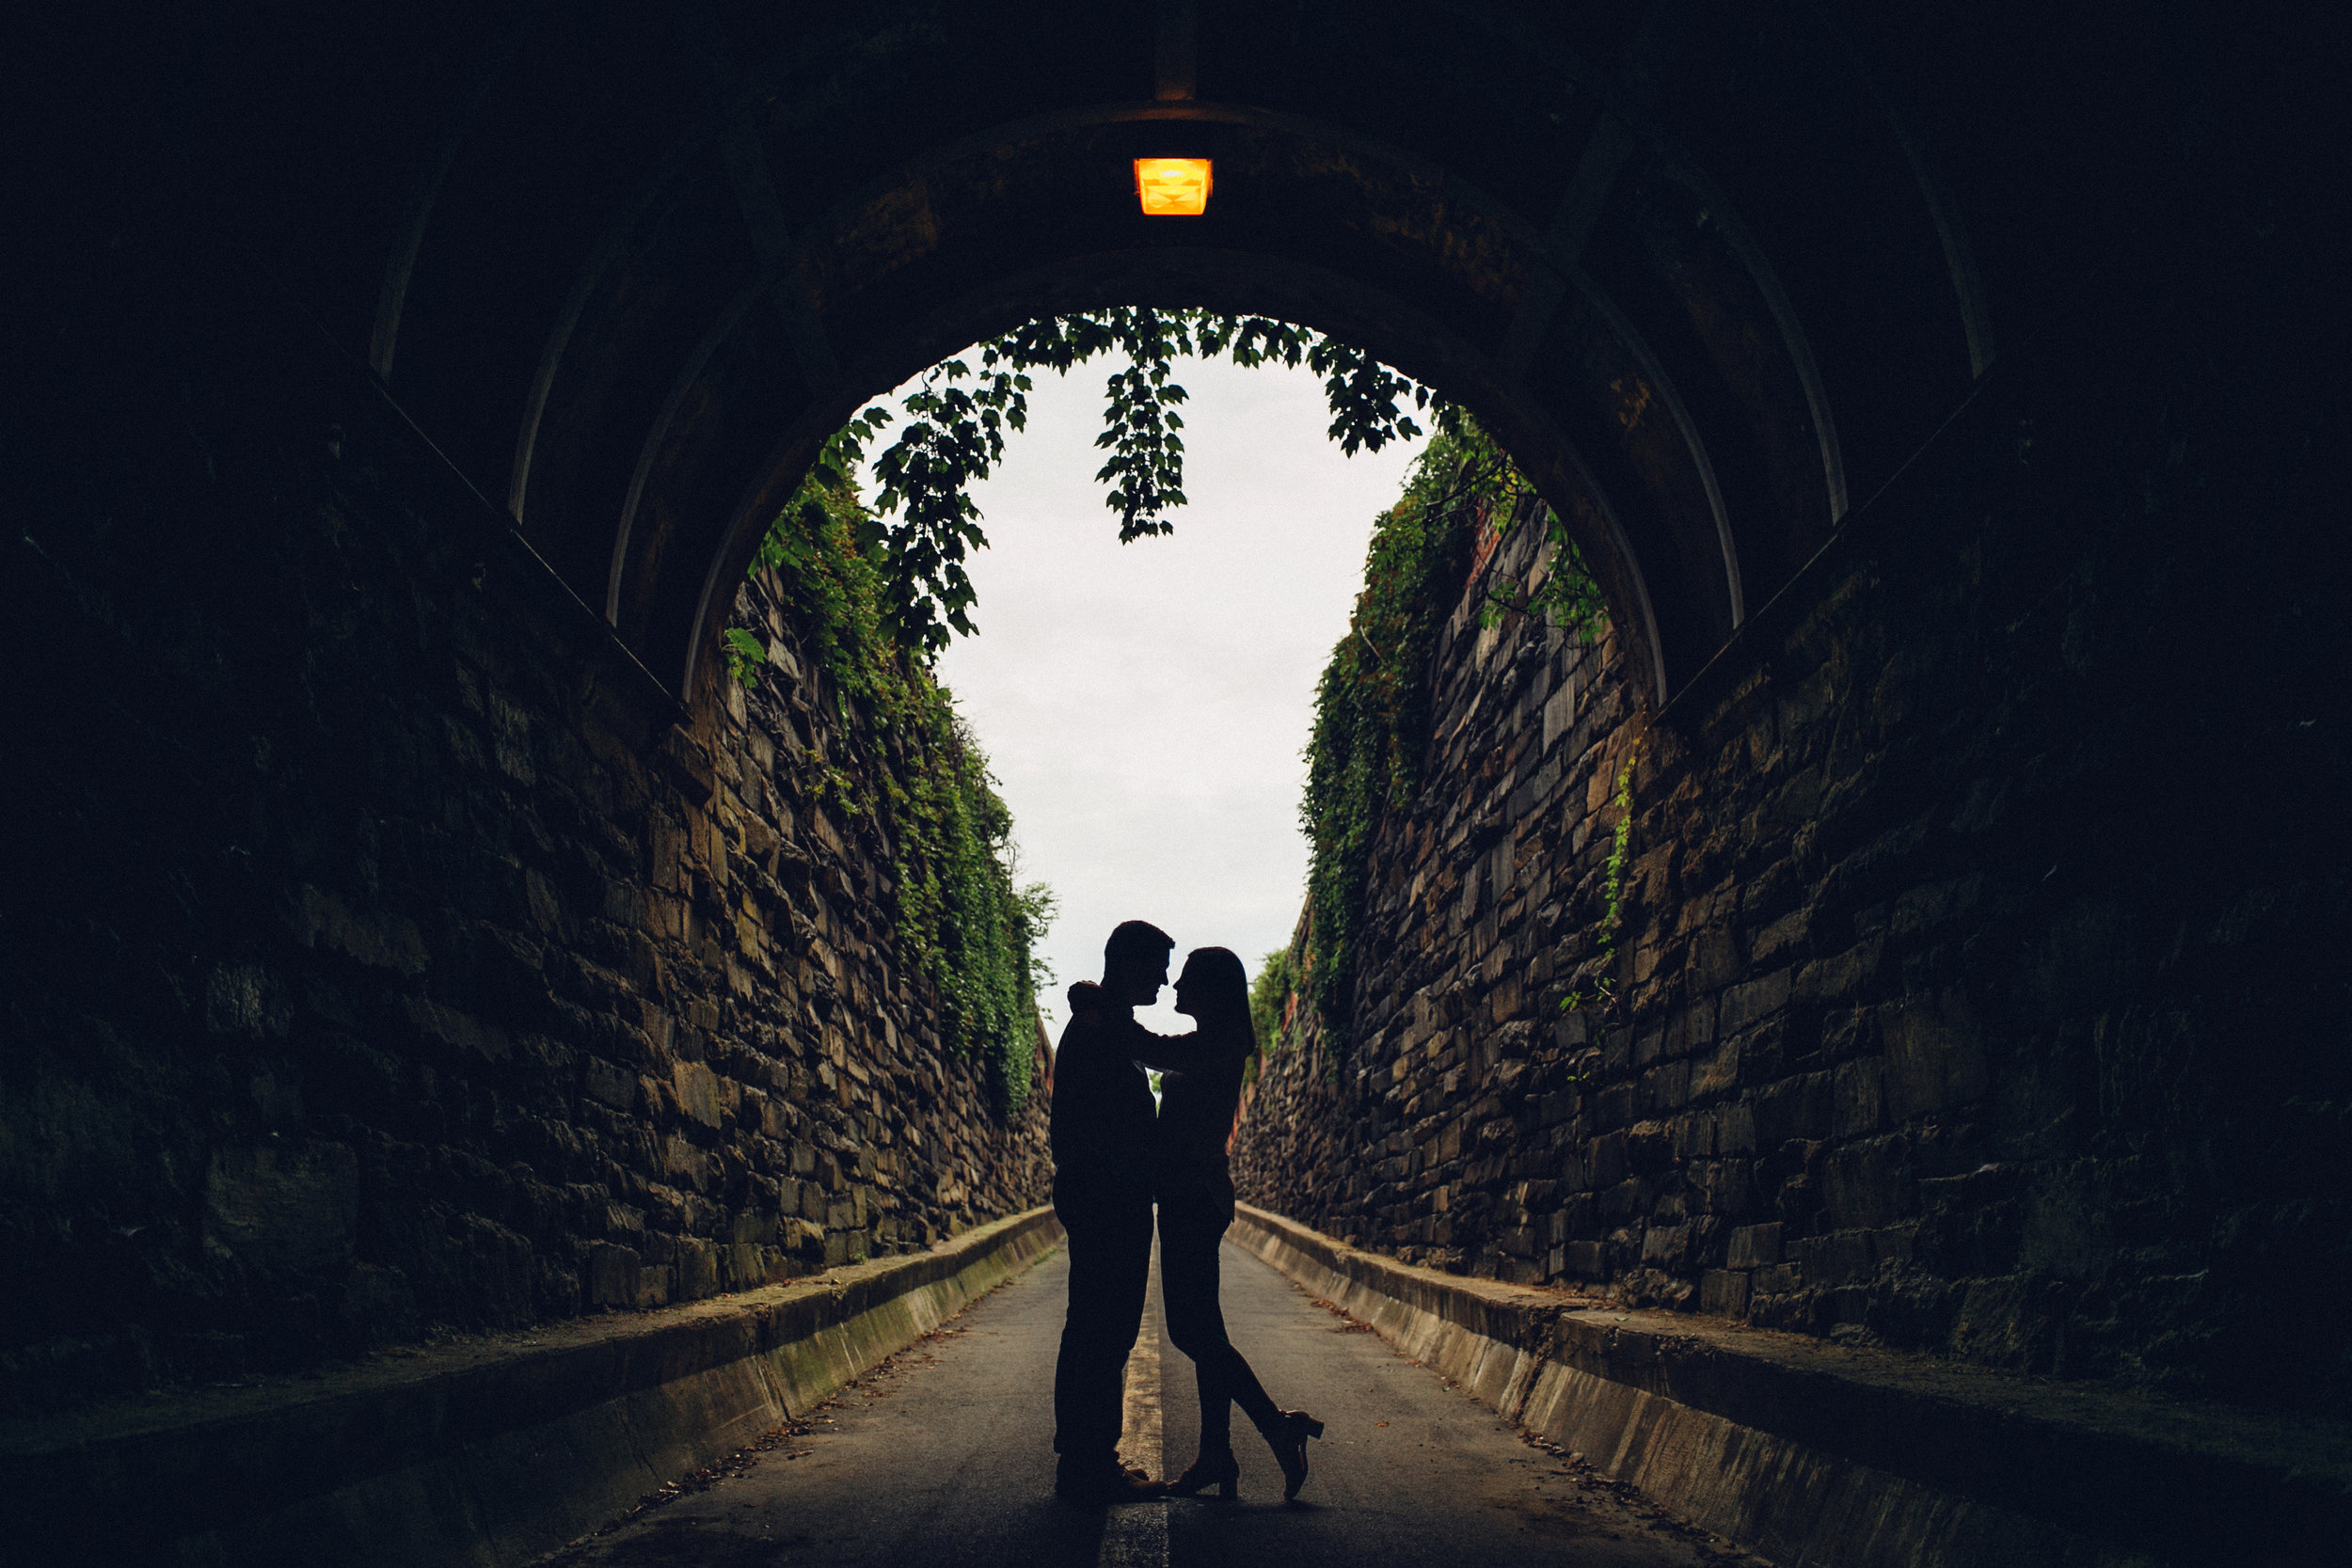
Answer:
[543,1238,1752,1567]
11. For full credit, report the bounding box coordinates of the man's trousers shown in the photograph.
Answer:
[1051,1197,1154,1465]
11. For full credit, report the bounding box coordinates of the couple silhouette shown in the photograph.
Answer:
[1047,920,1324,1505]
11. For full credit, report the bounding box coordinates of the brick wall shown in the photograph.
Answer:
[1,255,1048,1416]
[1232,357,2351,1411]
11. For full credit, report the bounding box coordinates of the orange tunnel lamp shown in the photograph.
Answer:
[1135,157,1213,216]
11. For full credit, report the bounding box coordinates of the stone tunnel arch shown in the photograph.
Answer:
[359,2,1989,718]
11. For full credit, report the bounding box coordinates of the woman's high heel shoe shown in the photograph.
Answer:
[1167,1448,1242,1499]
[1266,1410,1325,1500]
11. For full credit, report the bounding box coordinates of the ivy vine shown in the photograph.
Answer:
[1295,412,1605,1047]
[805,309,1438,657]
[751,460,1054,1113]
[1598,758,1637,953]
[1248,946,1297,1053]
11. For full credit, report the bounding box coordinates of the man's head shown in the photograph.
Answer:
[1102,920,1174,1007]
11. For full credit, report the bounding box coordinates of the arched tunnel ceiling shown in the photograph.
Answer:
[346,0,1989,704]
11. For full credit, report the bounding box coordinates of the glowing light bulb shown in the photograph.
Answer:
[1134,157,1213,216]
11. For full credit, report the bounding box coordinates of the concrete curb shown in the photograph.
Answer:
[2,1206,1062,1567]
[1231,1203,2350,1567]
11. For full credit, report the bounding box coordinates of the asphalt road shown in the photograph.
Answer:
[542,1240,1750,1568]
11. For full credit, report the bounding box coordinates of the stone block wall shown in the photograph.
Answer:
[1232,354,2351,1412]
[1,251,1048,1417]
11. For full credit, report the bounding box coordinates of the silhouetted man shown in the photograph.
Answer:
[1048,919,1172,1503]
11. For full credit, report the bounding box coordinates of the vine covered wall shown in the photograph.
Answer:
[2,278,1051,1418]
[741,459,1055,1117]
[1233,356,2352,1414]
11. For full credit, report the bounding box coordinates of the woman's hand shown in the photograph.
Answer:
[1067,980,1107,1020]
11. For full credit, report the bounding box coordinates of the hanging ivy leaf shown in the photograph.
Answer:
[814,309,1443,657]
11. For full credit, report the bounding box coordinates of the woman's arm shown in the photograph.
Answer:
[1064,984,1247,1074]
[1129,1028,1216,1076]
[1136,1020,1254,1077]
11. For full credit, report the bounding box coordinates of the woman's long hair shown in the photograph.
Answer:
[1180,946,1255,1052]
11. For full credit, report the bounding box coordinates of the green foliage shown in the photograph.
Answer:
[1598,759,1637,951]
[1296,412,1605,1046]
[1248,947,1296,1054]
[808,310,1438,657]
[890,712,1055,1115]
[1296,426,1478,1042]
[1437,411,1605,641]
[750,465,1053,1114]
[721,627,768,689]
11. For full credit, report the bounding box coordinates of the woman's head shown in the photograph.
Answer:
[1171,946,1252,1043]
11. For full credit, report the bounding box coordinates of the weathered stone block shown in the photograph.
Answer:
[1883,992,1990,1119]
[1641,1222,1692,1267]
[1797,938,1883,1005]
[1696,1159,1756,1217]
[671,1060,724,1128]
[1753,1071,1832,1146]
[1664,997,1716,1057]
[1718,968,1793,1034]
[1692,1041,1741,1100]
[1832,1057,1884,1138]
[1672,1114,1713,1159]
[1698,1268,1751,1317]
[1689,929,1742,991]
[1821,1137,1911,1230]
[1585,1132,1627,1189]
[1795,1230,1875,1286]
[1542,677,1579,751]
[204,1143,358,1272]
[1872,1223,1918,1266]
[582,1057,636,1112]
[585,1242,642,1307]
[1727,1222,1782,1269]
[1640,1062,1691,1114]
[678,1238,721,1299]
[1752,908,1811,966]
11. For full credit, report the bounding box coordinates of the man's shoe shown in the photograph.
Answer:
[1057,1459,1166,1504]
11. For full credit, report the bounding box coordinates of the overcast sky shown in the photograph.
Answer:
[876,353,1429,1037]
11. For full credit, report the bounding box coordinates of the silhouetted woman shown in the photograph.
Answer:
[1073,946,1323,1499]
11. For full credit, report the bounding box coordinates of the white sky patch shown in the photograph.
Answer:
[875,353,1428,1038]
